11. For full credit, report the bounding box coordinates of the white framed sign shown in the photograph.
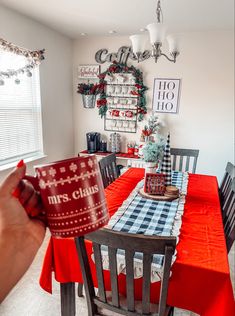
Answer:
[152,78,181,114]
[78,64,100,79]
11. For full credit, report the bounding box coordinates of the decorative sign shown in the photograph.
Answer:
[152,78,181,114]
[78,64,100,79]
[95,46,151,64]
[144,173,166,195]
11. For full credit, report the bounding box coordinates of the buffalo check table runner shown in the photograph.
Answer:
[98,171,189,282]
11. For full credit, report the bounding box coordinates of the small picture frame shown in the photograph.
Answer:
[78,64,100,79]
[152,78,181,114]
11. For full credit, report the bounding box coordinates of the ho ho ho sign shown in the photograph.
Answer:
[152,78,181,114]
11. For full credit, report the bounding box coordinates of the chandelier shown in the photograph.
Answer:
[129,0,180,63]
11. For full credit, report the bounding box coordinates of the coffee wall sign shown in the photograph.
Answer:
[95,46,151,64]
[152,78,181,114]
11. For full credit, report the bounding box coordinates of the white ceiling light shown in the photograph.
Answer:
[129,0,180,63]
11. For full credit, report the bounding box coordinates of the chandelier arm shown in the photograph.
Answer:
[160,53,177,63]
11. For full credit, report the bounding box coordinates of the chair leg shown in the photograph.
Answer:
[77,283,83,297]
[60,282,76,316]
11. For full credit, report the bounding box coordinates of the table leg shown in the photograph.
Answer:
[60,282,76,316]
[77,283,83,297]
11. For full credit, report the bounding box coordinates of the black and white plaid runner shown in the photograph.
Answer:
[109,171,185,235]
[99,171,188,281]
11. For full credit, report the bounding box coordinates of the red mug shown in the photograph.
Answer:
[25,156,109,238]
[125,110,134,118]
[127,147,135,155]
[112,110,120,117]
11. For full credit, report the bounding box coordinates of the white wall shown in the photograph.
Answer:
[0,5,74,180]
[73,32,234,181]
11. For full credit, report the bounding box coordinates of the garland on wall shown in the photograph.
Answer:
[96,62,148,121]
[0,38,45,84]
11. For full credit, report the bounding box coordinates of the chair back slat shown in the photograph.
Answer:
[172,155,177,171]
[142,253,152,314]
[158,246,174,316]
[220,163,235,253]
[75,237,98,315]
[125,250,135,312]
[99,153,119,188]
[185,156,190,172]
[223,184,235,249]
[220,162,235,201]
[93,243,107,303]
[179,155,183,171]
[170,148,199,174]
[77,228,176,316]
[108,247,119,307]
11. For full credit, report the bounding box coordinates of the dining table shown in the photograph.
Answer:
[39,168,235,316]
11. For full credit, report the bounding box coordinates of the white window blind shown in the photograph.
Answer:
[0,51,44,168]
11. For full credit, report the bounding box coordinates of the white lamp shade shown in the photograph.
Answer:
[146,23,166,44]
[167,35,180,53]
[129,34,147,53]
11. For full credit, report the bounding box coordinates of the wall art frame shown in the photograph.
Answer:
[152,78,181,114]
[78,64,100,79]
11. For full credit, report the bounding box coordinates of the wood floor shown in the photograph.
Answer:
[0,231,234,316]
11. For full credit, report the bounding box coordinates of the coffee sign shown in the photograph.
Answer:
[95,46,151,64]
[152,78,181,114]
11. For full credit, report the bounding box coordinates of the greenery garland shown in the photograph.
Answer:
[96,62,148,121]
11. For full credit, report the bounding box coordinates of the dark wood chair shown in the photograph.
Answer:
[219,162,235,206]
[170,148,199,173]
[75,228,176,316]
[99,153,120,188]
[222,177,235,253]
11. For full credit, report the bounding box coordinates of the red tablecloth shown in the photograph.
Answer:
[39,168,235,316]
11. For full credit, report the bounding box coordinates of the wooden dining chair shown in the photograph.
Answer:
[170,148,199,173]
[99,153,120,188]
[75,228,176,316]
[222,177,235,253]
[219,162,235,206]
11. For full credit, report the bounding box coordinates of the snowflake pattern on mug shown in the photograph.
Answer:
[69,163,78,173]
[80,162,86,168]
[39,179,46,189]
[88,159,93,168]
[49,167,56,177]
[60,167,66,173]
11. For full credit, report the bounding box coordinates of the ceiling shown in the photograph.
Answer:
[0,0,234,38]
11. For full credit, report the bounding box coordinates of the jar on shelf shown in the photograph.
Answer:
[134,145,139,156]
[110,133,121,153]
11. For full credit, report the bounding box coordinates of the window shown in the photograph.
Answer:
[0,51,44,169]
